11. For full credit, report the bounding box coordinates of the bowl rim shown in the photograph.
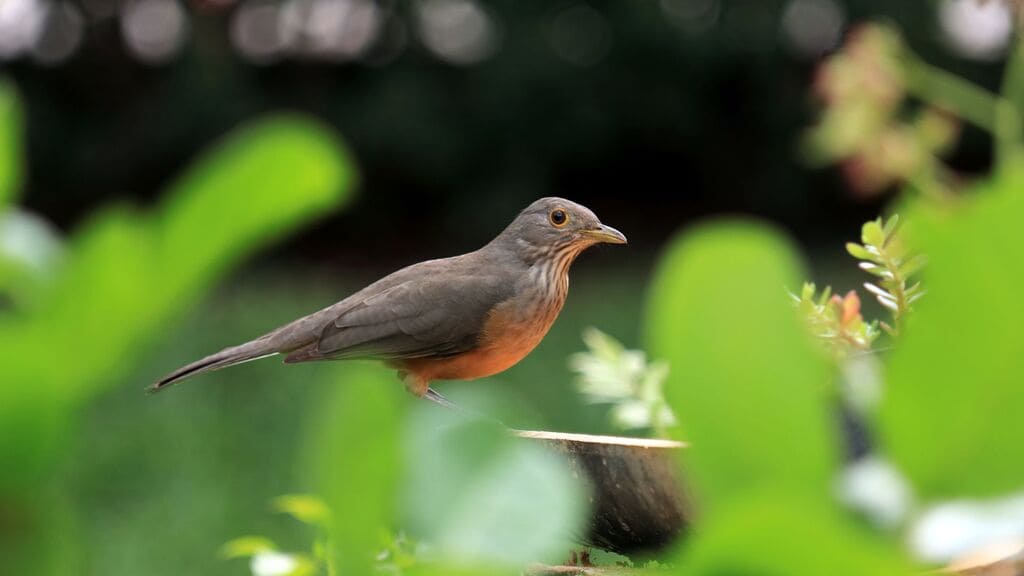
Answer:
[514,429,687,449]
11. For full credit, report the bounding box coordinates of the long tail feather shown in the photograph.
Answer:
[149,339,278,393]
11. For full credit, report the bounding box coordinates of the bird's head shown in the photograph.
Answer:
[496,197,627,261]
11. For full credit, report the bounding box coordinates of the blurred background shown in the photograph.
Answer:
[0,0,1019,574]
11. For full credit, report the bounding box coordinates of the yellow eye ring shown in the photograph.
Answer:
[549,209,569,227]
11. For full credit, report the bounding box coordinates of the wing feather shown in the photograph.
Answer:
[307,275,512,361]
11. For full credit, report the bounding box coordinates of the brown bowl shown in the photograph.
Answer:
[517,430,690,554]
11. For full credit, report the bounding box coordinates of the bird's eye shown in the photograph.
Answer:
[549,209,569,227]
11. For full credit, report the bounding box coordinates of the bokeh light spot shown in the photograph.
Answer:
[938,0,1012,62]
[781,0,844,59]
[121,0,190,64]
[415,0,498,65]
[231,0,288,64]
[0,0,48,60]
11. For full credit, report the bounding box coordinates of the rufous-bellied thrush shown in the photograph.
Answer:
[151,198,627,404]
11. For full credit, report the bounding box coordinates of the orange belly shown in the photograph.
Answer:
[398,295,563,388]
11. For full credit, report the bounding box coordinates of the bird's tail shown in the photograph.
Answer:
[149,337,279,393]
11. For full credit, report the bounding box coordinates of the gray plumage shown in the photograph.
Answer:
[151,197,625,393]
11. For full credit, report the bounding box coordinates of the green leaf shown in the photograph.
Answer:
[645,221,835,511]
[846,242,873,261]
[0,114,355,491]
[881,169,1024,498]
[220,536,278,559]
[882,213,900,239]
[154,114,356,308]
[306,363,405,576]
[858,262,894,279]
[899,253,928,278]
[403,391,589,567]
[677,491,914,576]
[0,78,22,208]
[862,218,886,248]
[272,495,331,526]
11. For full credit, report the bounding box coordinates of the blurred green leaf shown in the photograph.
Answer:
[678,491,913,576]
[0,114,355,490]
[307,363,406,576]
[0,78,22,208]
[403,391,589,568]
[881,170,1024,499]
[0,210,63,307]
[645,221,835,510]
[155,115,356,307]
[273,494,331,526]
[0,113,356,576]
[221,536,279,559]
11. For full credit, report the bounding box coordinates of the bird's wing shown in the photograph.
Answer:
[302,274,514,361]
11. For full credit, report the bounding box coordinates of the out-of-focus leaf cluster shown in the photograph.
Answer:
[805,23,966,198]
[647,222,912,574]
[222,495,331,576]
[793,284,879,358]
[0,77,356,575]
[570,327,675,438]
[637,20,1024,575]
[233,365,592,576]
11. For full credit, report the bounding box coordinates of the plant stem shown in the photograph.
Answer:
[997,34,1024,170]
[901,53,1005,135]
[876,244,908,338]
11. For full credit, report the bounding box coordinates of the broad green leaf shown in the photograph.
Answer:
[645,221,835,510]
[880,170,1024,498]
[306,363,405,576]
[155,115,356,307]
[678,491,914,576]
[221,536,278,559]
[0,114,354,490]
[0,78,21,207]
[403,390,589,567]
[272,494,331,526]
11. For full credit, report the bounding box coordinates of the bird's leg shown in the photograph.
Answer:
[399,371,458,409]
[424,387,459,409]
[398,372,506,425]
[398,370,429,397]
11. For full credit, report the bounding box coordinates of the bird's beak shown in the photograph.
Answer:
[582,224,628,245]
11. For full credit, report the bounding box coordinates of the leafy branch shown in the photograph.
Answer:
[846,215,926,337]
[794,213,924,359]
[792,284,879,359]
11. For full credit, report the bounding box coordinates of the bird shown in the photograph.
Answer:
[150,197,627,405]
